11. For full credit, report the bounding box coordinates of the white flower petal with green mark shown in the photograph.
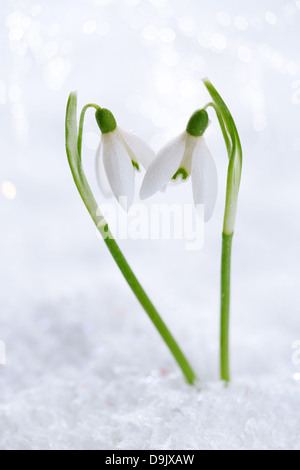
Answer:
[95,119,155,209]
[102,130,135,210]
[118,129,155,170]
[140,107,218,221]
[191,137,218,222]
[140,132,186,200]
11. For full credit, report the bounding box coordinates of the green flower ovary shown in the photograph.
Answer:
[95,108,117,134]
[186,109,209,137]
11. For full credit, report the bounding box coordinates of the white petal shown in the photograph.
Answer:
[118,129,155,169]
[95,141,113,198]
[102,131,135,210]
[191,138,218,222]
[140,132,186,200]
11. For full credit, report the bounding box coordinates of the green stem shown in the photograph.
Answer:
[103,235,197,385]
[204,102,232,156]
[220,233,233,383]
[203,79,243,384]
[65,93,197,385]
[77,103,100,160]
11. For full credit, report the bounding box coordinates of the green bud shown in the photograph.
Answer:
[186,109,209,137]
[95,108,117,134]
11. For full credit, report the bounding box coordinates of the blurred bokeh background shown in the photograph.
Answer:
[0,0,300,450]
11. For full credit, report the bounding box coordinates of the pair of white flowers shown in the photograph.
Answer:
[95,107,218,222]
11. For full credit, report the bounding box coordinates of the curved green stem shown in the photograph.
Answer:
[204,102,232,156]
[77,103,100,161]
[203,79,243,383]
[65,92,197,385]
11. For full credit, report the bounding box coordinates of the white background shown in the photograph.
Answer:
[0,0,300,450]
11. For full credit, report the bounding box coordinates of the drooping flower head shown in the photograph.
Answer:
[95,108,155,210]
[140,109,218,221]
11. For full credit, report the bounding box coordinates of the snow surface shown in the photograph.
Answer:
[1,0,300,450]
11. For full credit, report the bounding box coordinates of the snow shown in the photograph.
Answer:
[1,0,300,450]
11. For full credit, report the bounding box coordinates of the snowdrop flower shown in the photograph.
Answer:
[140,109,218,221]
[95,108,155,210]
